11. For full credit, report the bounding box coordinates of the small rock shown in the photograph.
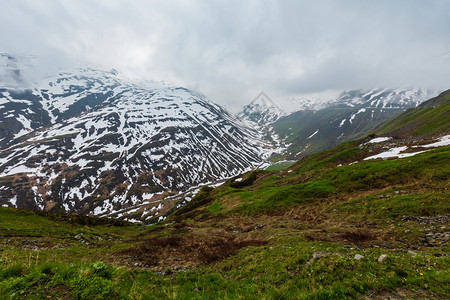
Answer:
[408,250,417,256]
[377,254,388,263]
[404,230,410,233]
[354,254,364,260]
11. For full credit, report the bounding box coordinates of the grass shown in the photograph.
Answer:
[207,145,448,217]
[265,161,296,171]
[231,180,335,215]
[1,136,449,299]
[1,237,448,299]
[373,90,450,137]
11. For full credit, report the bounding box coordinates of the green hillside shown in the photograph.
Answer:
[271,107,404,159]
[373,89,450,137]
[1,92,449,299]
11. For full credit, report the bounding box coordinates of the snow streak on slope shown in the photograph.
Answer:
[0,63,272,222]
[270,88,440,159]
[239,91,285,125]
[288,88,438,113]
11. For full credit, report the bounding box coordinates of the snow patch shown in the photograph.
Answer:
[413,135,450,148]
[307,130,319,139]
[9,195,17,207]
[366,137,392,144]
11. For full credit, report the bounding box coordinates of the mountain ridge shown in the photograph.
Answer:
[0,60,272,222]
[2,87,448,298]
[238,91,285,126]
[270,88,439,159]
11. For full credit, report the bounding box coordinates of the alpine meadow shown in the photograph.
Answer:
[1,1,449,299]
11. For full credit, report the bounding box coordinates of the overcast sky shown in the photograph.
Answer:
[1,0,450,108]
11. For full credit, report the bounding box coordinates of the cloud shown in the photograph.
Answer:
[1,0,449,108]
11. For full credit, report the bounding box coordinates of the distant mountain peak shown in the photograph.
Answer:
[250,91,281,109]
[239,91,285,125]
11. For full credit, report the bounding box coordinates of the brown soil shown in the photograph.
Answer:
[117,233,267,269]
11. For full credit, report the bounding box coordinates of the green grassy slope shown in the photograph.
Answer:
[1,142,448,299]
[272,106,406,159]
[1,92,449,299]
[373,89,450,137]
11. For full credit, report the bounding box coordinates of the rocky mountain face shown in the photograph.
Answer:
[0,56,271,223]
[237,91,286,150]
[238,91,285,126]
[270,88,439,158]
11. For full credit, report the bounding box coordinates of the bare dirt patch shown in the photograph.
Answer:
[117,234,267,269]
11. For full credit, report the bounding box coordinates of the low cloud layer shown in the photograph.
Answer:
[1,0,449,107]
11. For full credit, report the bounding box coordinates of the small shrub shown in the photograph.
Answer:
[39,263,58,275]
[91,262,114,279]
[0,265,24,279]
[71,276,115,299]
[395,269,408,278]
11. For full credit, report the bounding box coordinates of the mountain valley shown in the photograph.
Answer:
[0,88,448,299]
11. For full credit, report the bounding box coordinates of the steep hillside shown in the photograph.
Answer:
[1,92,448,299]
[238,91,285,126]
[0,57,271,222]
[373,89,450,137]
[1,145,448,299]
[271,88,437,159]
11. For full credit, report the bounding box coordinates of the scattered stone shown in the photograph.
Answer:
[306,251,331,265]
[402,215,450,224]
[408,250,417,256]
[377,254,388,263]
[227,226,242,234]
[354,254,364,260]
[422,232,450,246]
[253,224,264,231]
[433,253,449,257]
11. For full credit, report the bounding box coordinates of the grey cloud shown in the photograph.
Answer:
[1,0,449,108]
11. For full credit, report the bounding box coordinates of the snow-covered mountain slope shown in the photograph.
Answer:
[288,88,437,112]
[237,91,286,151]
[0,60,271,222]
[238,91,285,125]
[272,88,440,159]
[329,88,437,109]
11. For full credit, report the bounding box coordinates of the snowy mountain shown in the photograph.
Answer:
[238,91,285,125]
[329,88,437,109]
[288,88,436,112]
[272,88,439,159]
[0,56,271,222]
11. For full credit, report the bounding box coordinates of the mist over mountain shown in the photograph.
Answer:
[239,88,439,159]
[0,55,273,222]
